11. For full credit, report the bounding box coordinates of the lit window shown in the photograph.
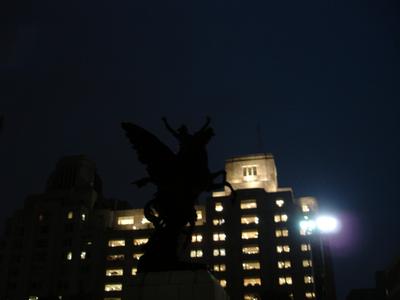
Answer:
[104,284,122,292]
[66,252,72,260]
[242,261,260,270]
[106,269,123,276]
[213,264,226,272]
[303,259,312,267]
[241,230,258,240]
[80,251,86,260]
[108,240,125,247]
[275,229,289,237]
[213,233,226,241]
[212,218,225,225]
[67,211,73,219]
[196,210,203,220]
[243,278,261,287]
[301,244,311,251]
[241,215,259,225]
[275,199,284,207]
[302,205,310,212]
[191,234,203,243]
[276,245,290,253]
[106,254,124,261]
[81,214,86,221]
[244,294,260,300]
[190,250,203,258]
[240,199,257,209]
[117,217,134,225]
[274,214,288,223]
[219,279,227,288]
[133,253,144,260]
[213,248,226,256]
[134,238,149,246]
[132,268,137,276]
[28,297,39,300]
[215,202,223,212]
[305,292,316,299]
[304,276,314,284]
[243,166,257,179]
[300,228,307,236]
[278,277,293,285]
[242,245,259,255]
[277,260,291,269]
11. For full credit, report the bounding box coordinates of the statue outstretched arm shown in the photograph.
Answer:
[162,117,179,139]
[199,116,211,132]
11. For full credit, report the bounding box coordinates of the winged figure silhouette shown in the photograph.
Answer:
[121,117,234,272]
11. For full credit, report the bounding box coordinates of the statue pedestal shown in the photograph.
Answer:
[128,270,230,300]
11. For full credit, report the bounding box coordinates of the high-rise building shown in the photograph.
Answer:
[0,154,336,300]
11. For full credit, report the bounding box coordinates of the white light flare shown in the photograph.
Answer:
[299,219,316,232]
[316,216,340,233]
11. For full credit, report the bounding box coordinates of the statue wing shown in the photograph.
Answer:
[121,122,176,184]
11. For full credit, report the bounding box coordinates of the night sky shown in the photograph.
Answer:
[1,0,400,299]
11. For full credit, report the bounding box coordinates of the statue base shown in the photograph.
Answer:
[127,270,230,300]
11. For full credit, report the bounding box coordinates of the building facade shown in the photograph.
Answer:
[0,154,336,300]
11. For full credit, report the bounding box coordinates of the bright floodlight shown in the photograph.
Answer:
[299,220,316,232]
[316,216,339,233]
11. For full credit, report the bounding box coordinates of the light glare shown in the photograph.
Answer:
[316,216,339,233]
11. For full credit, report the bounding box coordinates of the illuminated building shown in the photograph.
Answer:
[0,154,336,300]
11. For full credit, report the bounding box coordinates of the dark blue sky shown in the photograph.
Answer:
[1,0,400,299]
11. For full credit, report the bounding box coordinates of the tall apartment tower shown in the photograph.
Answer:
[0,154,336,300]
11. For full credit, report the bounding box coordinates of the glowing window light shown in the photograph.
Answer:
[241,215,259,225]
[277,261,291,269]
[190,250,203,258]
[278,277,293,285]
[242,245,259,254]
[108,240,125,247]
[213,218,225,225]
[133,253,144,260]
[213,232,226,241]
[305,292,316,299]
[302,259,312,267]
[240,199,257,209]
[66,252,72,260]
[244,294,260,300]
[118,217,134,225]
[304,276,314,284]
[243,278,261,286]
[215,202,223,212]
[213,264,226,272]
[242,261,260,270]
[241,230,258,240]
[191,234,203,243]
[106,269,123,276]
[220,279,227,287]
[104,284,122,292]
[134,238,149,246]
[301,243,311,251]
[275,199,284,207]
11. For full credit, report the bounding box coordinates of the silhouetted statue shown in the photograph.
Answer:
[121,117,234,272]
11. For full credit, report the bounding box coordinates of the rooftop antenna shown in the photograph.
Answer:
[256,123,265,154]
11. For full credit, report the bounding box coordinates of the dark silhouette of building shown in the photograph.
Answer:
[0,154,336,300]
[346,266,400,300]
